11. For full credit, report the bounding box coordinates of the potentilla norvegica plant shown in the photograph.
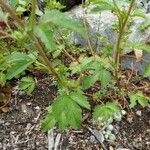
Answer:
[0,0,149,131]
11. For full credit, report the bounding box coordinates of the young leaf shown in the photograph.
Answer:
[19,76,36,95]
[131,10,146,19]
[93,102,120,121]
[129,92,149,108]
[40,10,87,38]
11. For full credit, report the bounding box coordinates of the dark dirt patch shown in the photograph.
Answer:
[115,107,150,150]
[0,74,150,150]
[0,78,57,150]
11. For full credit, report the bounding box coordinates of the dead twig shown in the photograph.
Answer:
[86,127,107,150]
[54,133,61,150]
[48,129,54,150]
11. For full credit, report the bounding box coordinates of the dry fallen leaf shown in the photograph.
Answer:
[134,49,143,62]
[1,107,9,113]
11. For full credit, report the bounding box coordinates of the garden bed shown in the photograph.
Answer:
[0,71,149,150]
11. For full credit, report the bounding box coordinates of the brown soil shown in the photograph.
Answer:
[0,73,150,150]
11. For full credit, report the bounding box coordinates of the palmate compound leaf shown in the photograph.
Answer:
[52,94,82,130]
[129,92,149,108]
[39,10,87,39]
[42,91,90,131]
[93,102,120,121]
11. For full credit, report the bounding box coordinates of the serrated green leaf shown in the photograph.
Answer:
[6,60,34,80]
[34,24,56,52]
[40,10,87,38]
[98,70,111,89]
[26,83,35,95]
[129,93,137,108]
[67,99,82,129]
[138,21,150,31]
[81,74,99,90]
[41,114,56,131]
[5,52,36,80]
[144,63,150,77]
[93,102,120,121]
[129,92,149,108]
[127,42,150,53]
[51,94,82,130]
[131,10,146,18]
[6,52,32,62]
[70,92,90,109]
[91,4,115,13]
[58,112,68,131]
[19,76,36,95]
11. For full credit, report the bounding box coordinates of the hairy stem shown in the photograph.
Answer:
[0,0,64,86]
[113,0,136,78]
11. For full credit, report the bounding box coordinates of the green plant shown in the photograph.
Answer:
[0,0,149,132]
[18,76,36,95]
[129,92,149,108]
[90,0,150,78]
[93,102,120,122]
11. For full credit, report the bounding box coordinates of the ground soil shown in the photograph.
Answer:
[0,73,150,150]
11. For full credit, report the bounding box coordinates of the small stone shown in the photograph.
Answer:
[108,133,116,141]
[26,123,32,130]
[121,110,127,115]
[107,117,113,124]
[136,110,142,116]
[114,112,122,122]
[34,106,40,110]
[127,114,133,123]
[10,131,15,134]
[105,130,111,136]
[109,146,114,150]
[107,124,114,131]
[0,120,5,124]
[89,135,97,144]
[5,122,10,126]
[104,134,109,139]
[27,102,32,105]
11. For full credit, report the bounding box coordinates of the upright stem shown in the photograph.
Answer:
[82,0,95,56]
[30,0,36,29]
[113,0,136,78]
[0,0,65,86]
